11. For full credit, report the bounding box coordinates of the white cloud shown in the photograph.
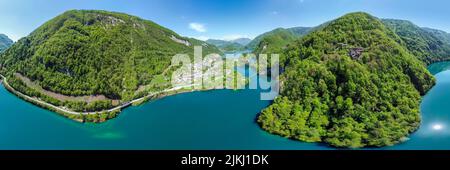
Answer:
[189,22,207,32]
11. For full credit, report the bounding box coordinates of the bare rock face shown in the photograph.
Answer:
[170,35,191,46]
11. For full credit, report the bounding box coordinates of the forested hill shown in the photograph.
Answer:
[382,19,450,64]
[258,12,435,148]
[251,19,450,66]
[247,26,311,53]
[0,10,221,104]
[422,27,450,44]
[232,38,252,46]
[206,38,252,52]
[0,34,13,52]
[206,39,246,52]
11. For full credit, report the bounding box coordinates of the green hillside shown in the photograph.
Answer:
[423,27,450,44]
[0,10,221,114]
[382,19,450,64]
[231,38,251,46]
[0,34,13,52]
[206,39,246,52]
[248,27,311,53]
[257,12,435,148]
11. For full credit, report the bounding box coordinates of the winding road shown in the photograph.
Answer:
[0,74,196,115]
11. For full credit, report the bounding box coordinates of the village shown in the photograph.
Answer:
[171,52,248,90]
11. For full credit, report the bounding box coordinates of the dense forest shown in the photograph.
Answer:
[248,27,311,54]
[2,9,450,144]
[382,19,450,64]
[206,38,251,52]
[0,34,13,52]
[0,10,222,112]
[251,19,450,67]
[257,12,436,148]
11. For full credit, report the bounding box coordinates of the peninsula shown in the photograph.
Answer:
[0,10,244,122]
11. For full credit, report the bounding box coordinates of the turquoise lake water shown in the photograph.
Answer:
[1,61,450,149]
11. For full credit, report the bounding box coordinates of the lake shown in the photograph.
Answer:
[1,61,450,150]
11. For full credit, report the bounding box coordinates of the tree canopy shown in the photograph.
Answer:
[382,19,450,64]
[248,27,312,53]
[0,10,221,112]
[258,12,435,148]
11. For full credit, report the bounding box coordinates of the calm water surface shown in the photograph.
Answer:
[1,61,450,149]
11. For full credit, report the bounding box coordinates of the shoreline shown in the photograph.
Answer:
[0,73,200,122]
[1,73,247,123]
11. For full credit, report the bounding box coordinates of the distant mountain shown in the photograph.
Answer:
[206,39,246,52]
[247,27,311,53]
[382,19,450,64]
[422,27,450,44]
[206,39,232,47]
[231,38,251,46]
[251,19,450,64]
[258,12,434,148]
[0,10,221,116]
[0,34,13,52]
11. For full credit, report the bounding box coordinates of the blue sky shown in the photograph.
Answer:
[0,0,450,41]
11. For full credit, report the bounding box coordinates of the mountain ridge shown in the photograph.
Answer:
[249,18,450,66]
[0,34,13,52]
[231,38,251,45]
[0,10,221,119]
[246,26,312,52]
[382,19,450,64]
[206,38,252,52]
[257,12,435,148]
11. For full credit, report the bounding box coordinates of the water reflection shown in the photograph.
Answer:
[432,123,444,131]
